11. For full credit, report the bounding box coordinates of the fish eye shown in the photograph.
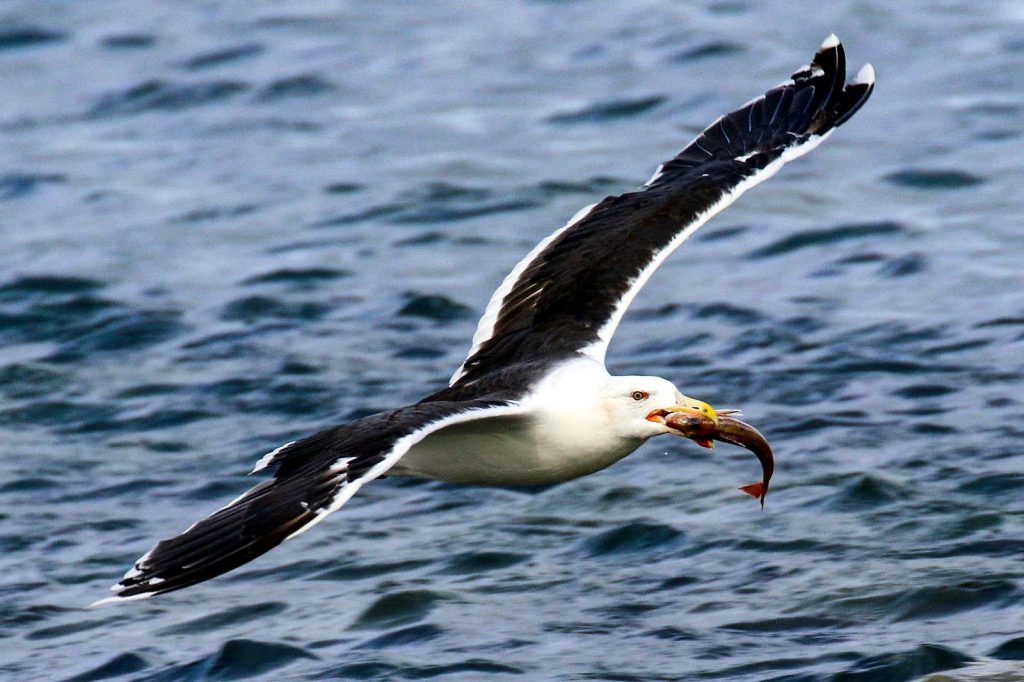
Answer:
[630,390,649,401]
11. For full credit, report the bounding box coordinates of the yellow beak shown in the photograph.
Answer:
[666,396,718,424]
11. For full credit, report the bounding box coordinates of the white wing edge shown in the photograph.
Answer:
[250,440,297,475]
[92,402,527,606]
[452,41,859,384]
[282,402,527,541]
[580,129,834,364]
[449,202,598,385]
[450,33,871,376]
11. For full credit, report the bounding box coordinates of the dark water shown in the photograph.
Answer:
[2,1,1023,680]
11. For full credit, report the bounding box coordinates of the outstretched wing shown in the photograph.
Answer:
[452,35,874,386]
[96,399,523,603]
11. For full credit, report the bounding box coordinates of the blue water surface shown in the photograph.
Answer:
[2,1,1023,680]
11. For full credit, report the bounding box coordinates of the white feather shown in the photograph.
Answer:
[450,203,598,384]
[250,440,296,474]
[582,129,834,363]
[853,63,875,85]
[284,403,527,539]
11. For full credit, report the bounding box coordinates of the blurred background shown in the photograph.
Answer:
[1,1,1022,680]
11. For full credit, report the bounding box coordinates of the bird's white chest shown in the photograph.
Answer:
[393,360,644,485]
[394,410,642,486]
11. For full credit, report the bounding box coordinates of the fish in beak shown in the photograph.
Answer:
[647,399,774,507]
[645,397,720,448]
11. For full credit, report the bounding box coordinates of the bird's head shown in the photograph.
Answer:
[603,375,774,505]
[601,375,717,441]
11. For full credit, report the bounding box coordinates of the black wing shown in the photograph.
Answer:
[452,35,873,386]
[97,399,521,603]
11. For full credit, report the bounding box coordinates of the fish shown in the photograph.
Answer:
[664,410,774,507]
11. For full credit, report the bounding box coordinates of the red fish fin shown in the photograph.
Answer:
[739,482,766,508]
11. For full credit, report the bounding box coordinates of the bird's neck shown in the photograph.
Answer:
[527,359,645,471]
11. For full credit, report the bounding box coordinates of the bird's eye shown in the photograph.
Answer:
[630,390,649,401]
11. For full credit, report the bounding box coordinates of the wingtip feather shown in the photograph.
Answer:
[852,63,875,86]
[90,590,155,607]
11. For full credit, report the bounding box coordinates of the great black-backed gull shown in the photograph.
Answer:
[98,35,873,603]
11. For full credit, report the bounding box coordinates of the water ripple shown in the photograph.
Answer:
[884,170,986,190]
[749,221,906,259]
[833,644,972,681]
[0,25,66,50]
[88,80,250,118]
[178,43,265,71]
[257,74,335,102]
[141,639,315,681]
[350,590,443,630]
[546,95,667,124]
[158,602,289,635]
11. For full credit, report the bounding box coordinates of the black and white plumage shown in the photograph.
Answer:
[98,36,873,603]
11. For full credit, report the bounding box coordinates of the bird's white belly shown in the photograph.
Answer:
[392,413,643,486]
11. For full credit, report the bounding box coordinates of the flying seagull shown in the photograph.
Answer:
[98,35,873,603]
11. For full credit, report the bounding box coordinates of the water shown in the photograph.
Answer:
[1,1,1023,680]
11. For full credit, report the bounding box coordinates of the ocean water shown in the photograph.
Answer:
[2,1,1023,680]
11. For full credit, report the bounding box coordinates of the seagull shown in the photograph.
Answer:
[98,35,873,604]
